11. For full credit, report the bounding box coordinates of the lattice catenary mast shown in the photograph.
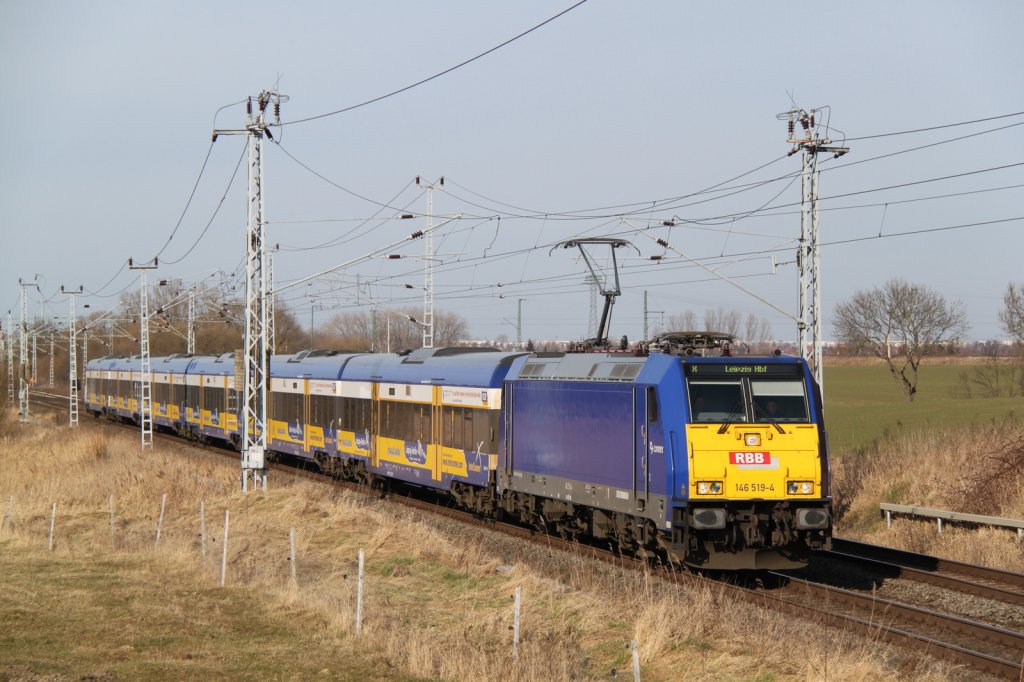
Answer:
[213,89,285,493]
[416,176,443,349]
[778,107,849,390]
[186,286,196,354]
[17,277,37,422]
[128,258,157,448]
[6,311,13,406]
[62,285,83,427]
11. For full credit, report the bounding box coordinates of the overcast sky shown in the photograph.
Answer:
[2,1,1022,345]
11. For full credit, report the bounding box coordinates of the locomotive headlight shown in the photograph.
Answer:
[696,481,723,495]
[787,481,814,495]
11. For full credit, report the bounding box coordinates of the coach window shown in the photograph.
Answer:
[204,385,224,412]
[171,381,185,408]
[154,381,169,405]
[186,383,201,412]
[471,409,495,453]
[462,408,474,451]
[416,404,432,442]
[310,394,333,427]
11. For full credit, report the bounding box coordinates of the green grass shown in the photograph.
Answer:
[823,362,1022,456]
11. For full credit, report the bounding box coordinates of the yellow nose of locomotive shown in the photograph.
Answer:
[687,424,821,500]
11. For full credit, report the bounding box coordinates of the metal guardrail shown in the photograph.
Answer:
[880,502,1024,541]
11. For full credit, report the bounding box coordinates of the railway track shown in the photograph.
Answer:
[27,390,1024,679]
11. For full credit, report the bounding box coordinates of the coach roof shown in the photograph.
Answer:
[340,348,527,387]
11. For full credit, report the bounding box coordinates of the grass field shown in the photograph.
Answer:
[823,360,1022,455]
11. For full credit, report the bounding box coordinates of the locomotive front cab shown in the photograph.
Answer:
[681,358,831,569]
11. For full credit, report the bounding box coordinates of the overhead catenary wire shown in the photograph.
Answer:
[161,141,248,265]
[279,0,592,127]
[843,110,1024,141]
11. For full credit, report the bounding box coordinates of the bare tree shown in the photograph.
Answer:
[664,311,697,332]
[833,279,969,401]
[661,308,772,349]
[322,307,470,351]
[742,313,772,349]
[1000,282,1024,346]
[703,308,742,337]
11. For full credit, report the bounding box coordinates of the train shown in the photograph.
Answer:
[84,334,832,570]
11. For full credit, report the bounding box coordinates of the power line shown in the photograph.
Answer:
[274,179,420,252]
[152,140,217,260]
[281,0,591,126]
[440,114,1024,223]
[84,262,128,297]
[274,142,434,216]
[161,141,247,265]
[674,182,1024,226]
[844,110,1024,141]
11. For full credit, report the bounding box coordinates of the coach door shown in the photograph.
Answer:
[633,386,650,507]
[370,383,379,469]
[303,379,311,454]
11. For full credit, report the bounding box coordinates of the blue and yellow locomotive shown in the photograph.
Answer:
[85,340,831,570]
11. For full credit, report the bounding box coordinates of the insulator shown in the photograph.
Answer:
[410,230,424,238]
[662,220,675,227]
[801,116,809,130]
[404,284,413,289]
[810,114,815,128]
[401,213,414,219]
[415,175,420,185]
[259,97,267,112]
[246,99,252,115]
[649,255,663,261]
[211,133,219,143]
[265,127,274,141]
[274,101,281,118]
[388,254,402,259]
[439,177,444,186]
[787,120,794,135]
[656,239,668,248]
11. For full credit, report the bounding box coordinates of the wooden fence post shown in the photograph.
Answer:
[355,549,365,635]
[289,528,297,583]
[513,586,521,660]
[200,501,206,561]
[48,503,56,551]
[220,510,229,587]
[109,495,115,550]
[155,493,166,547]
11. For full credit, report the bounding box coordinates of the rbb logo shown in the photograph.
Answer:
[730,451,770,465]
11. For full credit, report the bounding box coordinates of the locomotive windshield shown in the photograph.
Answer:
[687,376,810,423]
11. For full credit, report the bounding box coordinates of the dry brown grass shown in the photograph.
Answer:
[833,418,1024,572]
[0,414,964,681]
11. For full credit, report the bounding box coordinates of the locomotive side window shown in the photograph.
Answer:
[688,380,744,422]
[750,380,809,422]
